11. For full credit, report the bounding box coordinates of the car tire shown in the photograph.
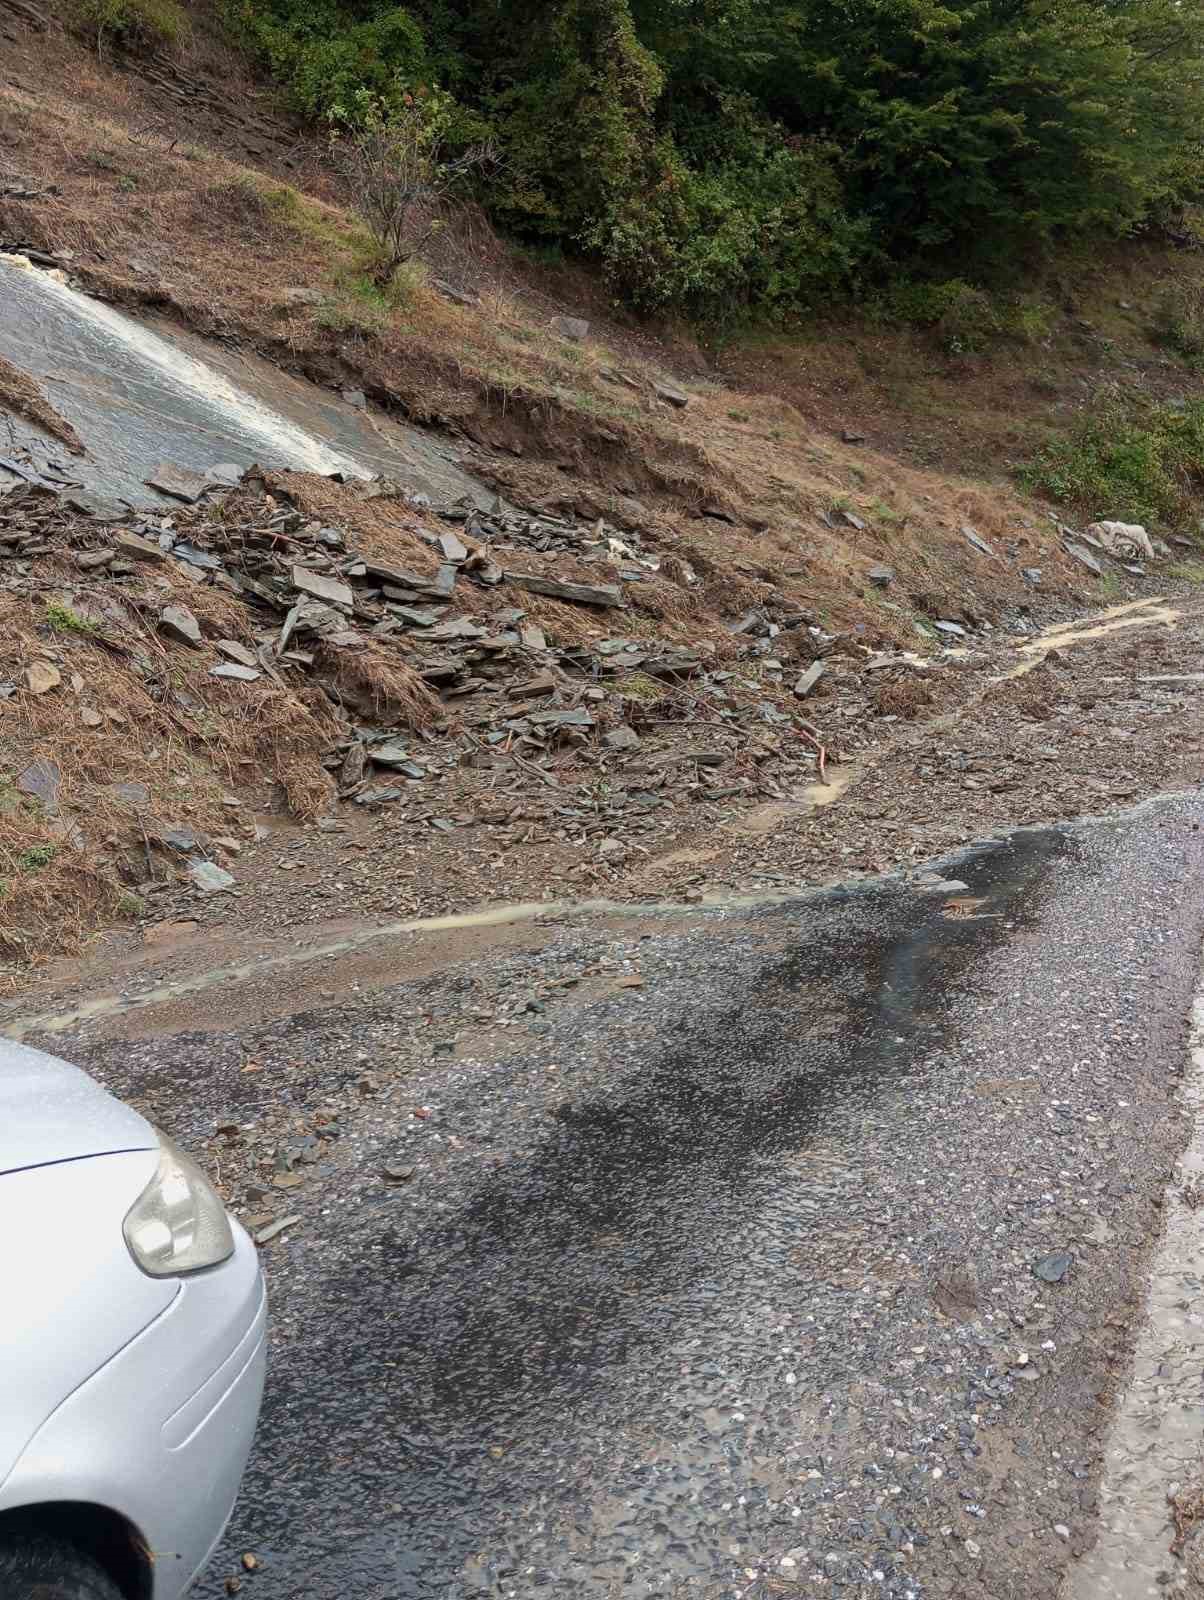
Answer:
[0,1535,124,1600]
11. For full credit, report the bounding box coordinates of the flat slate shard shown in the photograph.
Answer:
[145,462,213,503]
[210,663,261,681]
[114,530,163,563]
[215,640,258,667]
[172,540,222,571]
[505,572,623,607]
[17,757,60,812]
[1065,542,1104,577]
[354,786,403,806]
[159,604,203,648]
[793,662,826,698]
[292,566,355,608]
[654,381,689,409]
[359,561,434,589]
[529,707,594,730]
[67,492,127,521]
[426,618,486,642]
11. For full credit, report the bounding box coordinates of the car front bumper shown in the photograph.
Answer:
[0,1223,266,1600]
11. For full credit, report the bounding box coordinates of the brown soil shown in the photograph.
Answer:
[9,577,1204,1025]
[0,352,83,453]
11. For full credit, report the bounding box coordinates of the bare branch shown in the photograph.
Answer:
[329,96,497,287]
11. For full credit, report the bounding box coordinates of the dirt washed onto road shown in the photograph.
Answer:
[9,586,1204,1035]
[20,795,1204,1599]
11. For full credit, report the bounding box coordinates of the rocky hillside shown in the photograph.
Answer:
[4,0,1204,974]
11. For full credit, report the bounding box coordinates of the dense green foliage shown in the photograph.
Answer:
[1022,399,1204,527]
[227,0,1204,319]
[75,0,187,50]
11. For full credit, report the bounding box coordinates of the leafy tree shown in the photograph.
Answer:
[230,0,1204,316]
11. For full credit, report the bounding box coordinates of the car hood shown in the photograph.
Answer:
[0,1038,155,1176]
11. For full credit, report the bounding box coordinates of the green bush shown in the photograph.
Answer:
[224,0,428,120]
[17,844,58,871]
[45,601,98,634]
[1152,281,1204,359]
[75,0,187,51]
[1020,399,1204,526]
[585,130,868,320]
[229,0,1204,320]
[871,279,1054,351]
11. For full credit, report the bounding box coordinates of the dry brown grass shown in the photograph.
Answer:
[274,476,444,572]
[0,580,347,960]
[313,639,442,728]
[991,663,1061,720]
[627,575,700,625]
[871,676,934,718]
[0,808,128,964]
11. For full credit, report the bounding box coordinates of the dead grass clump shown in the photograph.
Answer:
[657,553,693,587]
[0,199,59,257]
[188,177,281,234]
[188,672,338,818]
[0,807,127,963]
[314,641,442,728]
[1170,1484,1204,1556]
[872,676,934,719]
[784,628,825,663]
[276,755,335,821]
[159,567,256,639]
[628,576,699,626]
[699,570,771,618]
[993,663,1060,720]
[272,475,444,571]
[515,592,612,648]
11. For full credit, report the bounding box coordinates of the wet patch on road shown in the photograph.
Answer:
[28,803,1204,1600]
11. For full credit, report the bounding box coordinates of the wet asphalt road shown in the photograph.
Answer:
[42,794,1204,1599]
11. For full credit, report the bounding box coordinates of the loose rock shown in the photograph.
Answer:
[114,530,164,562]
[551,315,589,342]
[1034,1251,1073,1284]
[215,640,259,667]
[24,660,61,694]
[159,604,203,648]
[189,860,236,894]
[506,572,623,607]
[292,566,354,608]
[145,462,213,503]
[210,663,262,682]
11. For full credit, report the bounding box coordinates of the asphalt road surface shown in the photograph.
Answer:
[36,794,1204,1599]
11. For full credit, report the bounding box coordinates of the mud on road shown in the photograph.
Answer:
[15,794,1204,1599]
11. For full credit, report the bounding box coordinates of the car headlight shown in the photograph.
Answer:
[123,1132,235,1277]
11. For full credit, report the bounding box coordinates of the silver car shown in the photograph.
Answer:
[0,1038,266,1600]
